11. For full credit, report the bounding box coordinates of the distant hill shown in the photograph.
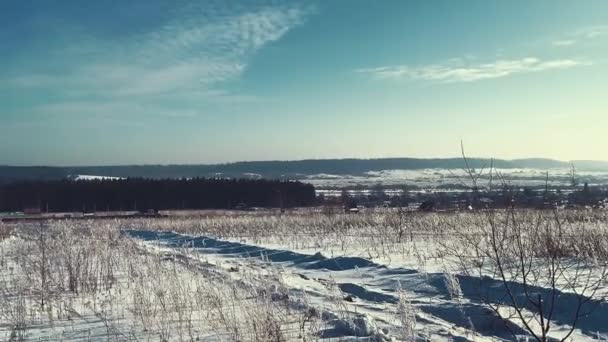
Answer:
[1,157,607,183]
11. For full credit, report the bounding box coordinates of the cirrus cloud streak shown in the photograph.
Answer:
[4,1,313,118]
[358,57,588,83]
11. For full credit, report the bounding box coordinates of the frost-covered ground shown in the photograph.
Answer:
[0,223,324,341]
[126,230,512,341]
[2,210,608,341]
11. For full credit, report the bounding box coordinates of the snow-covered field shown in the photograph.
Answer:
[1,209,608,341]
[304,168,608,189]
[70,175,125,181]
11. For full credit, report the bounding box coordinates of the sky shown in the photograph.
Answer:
[1,0,608,166]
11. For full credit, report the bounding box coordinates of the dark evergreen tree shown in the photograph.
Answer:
[0,178,316,212]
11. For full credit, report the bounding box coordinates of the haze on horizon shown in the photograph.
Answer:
[2,0,608,166]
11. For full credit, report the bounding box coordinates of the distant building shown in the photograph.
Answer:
[418,200,435,212]
[24,207,41,215]
[346,207,360,214]
[234,203,252,211]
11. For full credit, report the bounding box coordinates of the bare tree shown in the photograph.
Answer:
[440,145,608,341]
[37,223,48,308]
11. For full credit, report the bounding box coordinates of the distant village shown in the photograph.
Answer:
[2,178,607,223]
[318,182,608,212]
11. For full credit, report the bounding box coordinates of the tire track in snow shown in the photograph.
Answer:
[124,230,608,340]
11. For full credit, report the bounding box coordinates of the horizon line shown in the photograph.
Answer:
[2,156,607,169]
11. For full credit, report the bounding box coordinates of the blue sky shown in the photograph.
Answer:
[1,0,607,166]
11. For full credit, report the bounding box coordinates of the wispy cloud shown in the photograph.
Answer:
[31,100,202,122]
[358,57,587,83]
[5,1,313,117]
[552,25,608,47]
[580,25,608,39]
[552,39,576,47]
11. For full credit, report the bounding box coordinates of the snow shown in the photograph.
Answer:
[70,174,124,181]
[124,226,608,341]
[2,211,608,341]
[305,167,608,189]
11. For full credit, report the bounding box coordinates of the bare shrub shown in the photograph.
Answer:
[441,208,608,341]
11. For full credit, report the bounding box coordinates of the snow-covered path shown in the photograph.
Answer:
[125,230,608,341]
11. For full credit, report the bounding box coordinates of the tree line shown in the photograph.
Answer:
[0,178,316,213]
[5,159,608,183]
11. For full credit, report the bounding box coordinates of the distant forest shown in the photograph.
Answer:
[2,158,608,183]
[0,178,316,212]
